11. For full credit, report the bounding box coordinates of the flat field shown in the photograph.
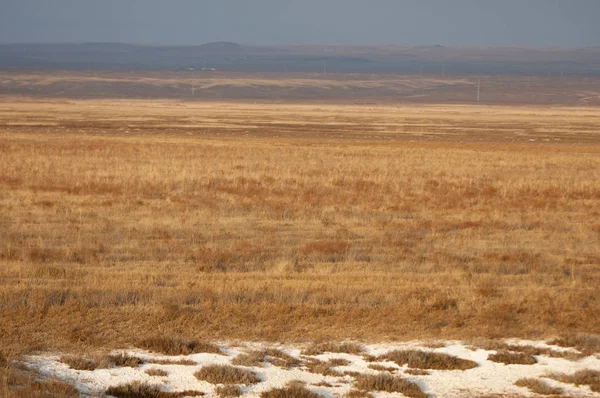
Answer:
[0,98,599,359]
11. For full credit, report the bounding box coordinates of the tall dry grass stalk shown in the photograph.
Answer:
[0,99,598,355]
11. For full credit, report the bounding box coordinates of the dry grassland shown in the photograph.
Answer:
[0,99,598,358]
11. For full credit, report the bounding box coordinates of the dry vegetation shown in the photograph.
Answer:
[0,357,79,397]
[137,337,222,355]
[0,98,598,359]
[547,369,600,393]
[232,349,300,369]
[487,351,537,365]
[105,381,204,398]
[302,343,363,356]
[260,382,322,398]
[194,365,260,385]
[145,368,168,377]
[514,378,562,395]
[59,353,143,370]
[215,385,243,398]
[379,350,478,370]
[353,374,426,398]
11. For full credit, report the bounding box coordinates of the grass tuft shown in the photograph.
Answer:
[215,385,243,398]
[353,374,426,398]
[302,343,363,356]
[488,351,536,365]
[232,349,300,369]
[514,378,562,395]
[106,381,204,397]
[59,353,143,370]
[260,384,322,398]
[380,350,477,370]
[548,369,600,393]
[194,364,260,385]
[145,368,168,377]
[138,337,222,355]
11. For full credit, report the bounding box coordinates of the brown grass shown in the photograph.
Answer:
[368,364,397,372]
[105,382,204,397]
[379,350,478,370]
[488,351,537,365]
[471,340,583,360]
[260,384,322,398]
[0,99,599,354]
[549,334,600,355]
[305,358,351,376]
[302,343,364,356]
[548,369,600,393]
[145,368,168,377]
[137,337,221,355]
[146,358,197,366]
[59,353,143,370]
[215,385,243,398]
[404,369,430,376]
[353,374,426,398]
[514,378,562,395]
[1,360,79,397]
[232,349,300,369]
[194,365,260,385]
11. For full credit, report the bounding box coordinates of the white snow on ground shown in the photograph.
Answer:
[24,340,600,398]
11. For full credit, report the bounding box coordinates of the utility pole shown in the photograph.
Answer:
[477,79,481,104]
[323,60,328,74]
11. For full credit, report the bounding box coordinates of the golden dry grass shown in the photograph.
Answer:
[231,349,300,369]
[215,385,243,398]
[59,353,143,370]
[0,99,598,357]
[379,350,478,370]
[548,369,600,393]
[194,365,260,385]
[487,351,537,365]
[105,382,204,398]
[514,378,562,395]
[353,374,426,398]
[260,383,322,398]
[137,337,221,355]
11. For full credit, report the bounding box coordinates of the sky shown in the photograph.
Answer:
[1,0,599,47]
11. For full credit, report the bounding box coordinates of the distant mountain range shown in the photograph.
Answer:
[1,42,600,75]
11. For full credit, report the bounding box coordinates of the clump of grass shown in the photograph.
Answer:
[215,385,242,397]
[353,374,426,398]
[145,368,168,377]
[515,378,562,395]
[549,334,600,355]
[379,350,477,370]
[305,358,350,376]
[471,340,581,360]
[232,348,300,369]
[488,351,536,365]
[60,353,143,370]
[17,379,80,397]
[194,364,260,385]
[106,381,204,397]
[138,337,222,355]
[302,342,363,356]
[147,358,196,366]
[368,364,397,372]
[260,383,322,398]
[548,369,600,393]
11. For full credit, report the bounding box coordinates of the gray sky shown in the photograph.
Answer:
[1,0,599,47]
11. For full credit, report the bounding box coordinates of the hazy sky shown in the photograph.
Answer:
[1,0,599,47]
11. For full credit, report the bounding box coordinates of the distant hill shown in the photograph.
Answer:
[0,43,599,75]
